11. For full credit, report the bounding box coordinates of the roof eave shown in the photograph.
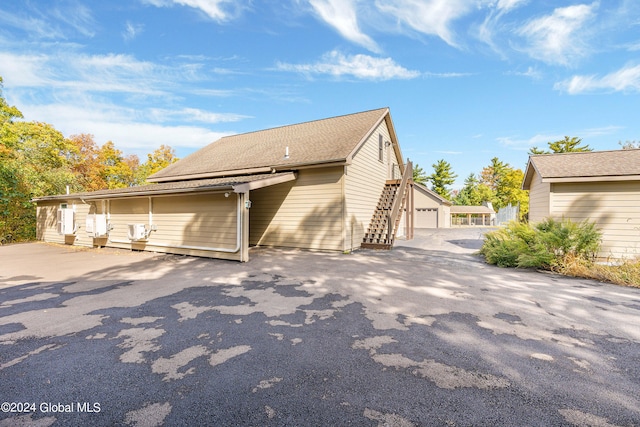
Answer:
[149,167,273,183]
[522,157,539,190]
[542,174,640,183]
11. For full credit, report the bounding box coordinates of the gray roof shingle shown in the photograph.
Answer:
[530,149,640,179]
[150,108,390,182]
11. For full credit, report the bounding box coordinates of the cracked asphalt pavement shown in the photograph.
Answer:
[1,228,639,426]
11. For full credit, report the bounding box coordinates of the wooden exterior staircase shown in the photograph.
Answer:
[361,161,414,250]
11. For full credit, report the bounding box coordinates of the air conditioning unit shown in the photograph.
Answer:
[127,224,148,241]
[86,214,108,238]
[57,208,76,235]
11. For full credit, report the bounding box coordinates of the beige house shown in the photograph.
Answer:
[413,183,451,228]
[35,108,413,261]
[523,149,640,260]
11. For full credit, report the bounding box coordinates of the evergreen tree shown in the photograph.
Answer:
[427,159,457,199]
[412,163,428,185]
[529,136,592,155]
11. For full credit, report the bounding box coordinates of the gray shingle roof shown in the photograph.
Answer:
[34,172,295,201]
[150,108,390,182]
[532,149,640,179]
[523,149,640,189]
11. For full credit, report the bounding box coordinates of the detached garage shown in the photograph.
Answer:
[413,183,451,228]
[523,149,640,260]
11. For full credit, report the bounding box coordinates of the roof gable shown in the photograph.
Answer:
[150,108,392,182]
[413,182,452,205]
[523,149,640,189]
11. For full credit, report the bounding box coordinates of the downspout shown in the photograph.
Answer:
[107,194,242,254]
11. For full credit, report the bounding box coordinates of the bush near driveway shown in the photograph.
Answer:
[480,218,640,288]
[480,218,601,269]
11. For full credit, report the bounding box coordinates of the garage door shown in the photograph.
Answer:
[416,208,438,228]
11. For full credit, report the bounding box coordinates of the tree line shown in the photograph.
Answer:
[0,77,178,243]
[413,135,604,220]
[413,157,529,220]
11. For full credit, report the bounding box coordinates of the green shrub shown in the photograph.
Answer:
[480,218,602,269]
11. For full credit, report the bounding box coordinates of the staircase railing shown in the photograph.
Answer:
[386,160,412,244]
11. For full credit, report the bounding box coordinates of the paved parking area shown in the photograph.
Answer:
[1,234,639,426]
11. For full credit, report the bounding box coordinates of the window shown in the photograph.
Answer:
[378,134,383,162]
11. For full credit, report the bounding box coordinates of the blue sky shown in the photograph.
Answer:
[1,0,639,188]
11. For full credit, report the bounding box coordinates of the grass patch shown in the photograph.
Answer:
[480,219,640,288]
[556,255,640,288]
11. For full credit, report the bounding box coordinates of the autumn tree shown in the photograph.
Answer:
[1,77,81,240]
[136,144,179,184]
[453,173,494,206]
[529,136,592,155]
[69,133,107,191]
[475,157,529,219]
[427,159,457,199]
[98,141,139,189]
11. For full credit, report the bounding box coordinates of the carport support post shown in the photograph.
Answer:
[241,192,250,262]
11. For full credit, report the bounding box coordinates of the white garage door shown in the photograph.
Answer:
[416,208,438,228]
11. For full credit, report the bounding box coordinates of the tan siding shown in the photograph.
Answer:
[344,121,400,250]
[528,172,550,222]
[250,167,344,251]
[413,186,450,228]
[106,194,241,261]
[36,202,65,244]
[550,181,640,259]
[107,198,149,243]
[151,194,237,248]
[36,200,93,246]
[72,202,93,247]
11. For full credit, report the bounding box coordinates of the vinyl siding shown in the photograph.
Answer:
[36,202,66,244]
[413,186,450,228]
[107,194,241,261]
[36,200,93,246]
[528,171,550,222]
[550,181,640,259]
[37,194,241,260]
[249,167,344,251]
[344,121,401,250]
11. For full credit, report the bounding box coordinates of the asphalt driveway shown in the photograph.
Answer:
[1,232,639,426]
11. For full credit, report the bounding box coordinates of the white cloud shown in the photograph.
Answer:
[516,3,597,65]
[497,134,562,150]
[0,48,247,154]
[0,51,172,96]
[424,71,473,78]
[580,125,623,137]
[554,64,640,94]
[141,0,242,22]
[495,0,528,12]
[147,107,250,124]
[0,9,64,39]
[375,0,478,48]
[18,102,234,153]
[276,50,420,80]
[476,0,528,55]
[308,0,380,53]
[50,3,96,38]
[123,21,144,41]
[506,66,542,80]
